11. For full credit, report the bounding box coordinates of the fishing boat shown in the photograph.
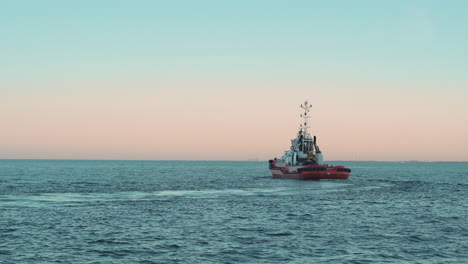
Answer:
[268,100,351,180]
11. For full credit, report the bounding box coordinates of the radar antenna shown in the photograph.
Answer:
[300,100,312,139]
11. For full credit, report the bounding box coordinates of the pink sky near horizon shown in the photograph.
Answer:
[2,78,467,161]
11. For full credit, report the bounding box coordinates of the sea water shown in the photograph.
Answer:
[0,160,466,263]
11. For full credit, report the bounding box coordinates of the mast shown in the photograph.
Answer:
[300,100,312,139]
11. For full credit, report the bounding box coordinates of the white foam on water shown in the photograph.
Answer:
[0,188,291,207]
[0,183,359,207]
[153,187,290,197]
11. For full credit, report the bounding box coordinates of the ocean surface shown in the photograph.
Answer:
[0,160,466,264]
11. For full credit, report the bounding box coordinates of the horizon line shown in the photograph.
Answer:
[0,158,467,163]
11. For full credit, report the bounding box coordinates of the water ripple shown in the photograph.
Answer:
[0,160,466,263]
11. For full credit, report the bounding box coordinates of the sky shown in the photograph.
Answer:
[1,0,467,161]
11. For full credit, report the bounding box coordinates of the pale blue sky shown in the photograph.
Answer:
[1,1,468,160]
[2,0,467,85]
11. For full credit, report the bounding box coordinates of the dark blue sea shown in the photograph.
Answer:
[0,160,466,264]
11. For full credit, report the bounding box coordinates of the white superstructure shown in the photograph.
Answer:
[279,100,323,166]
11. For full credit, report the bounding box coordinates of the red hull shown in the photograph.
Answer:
[270,165,350,180]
